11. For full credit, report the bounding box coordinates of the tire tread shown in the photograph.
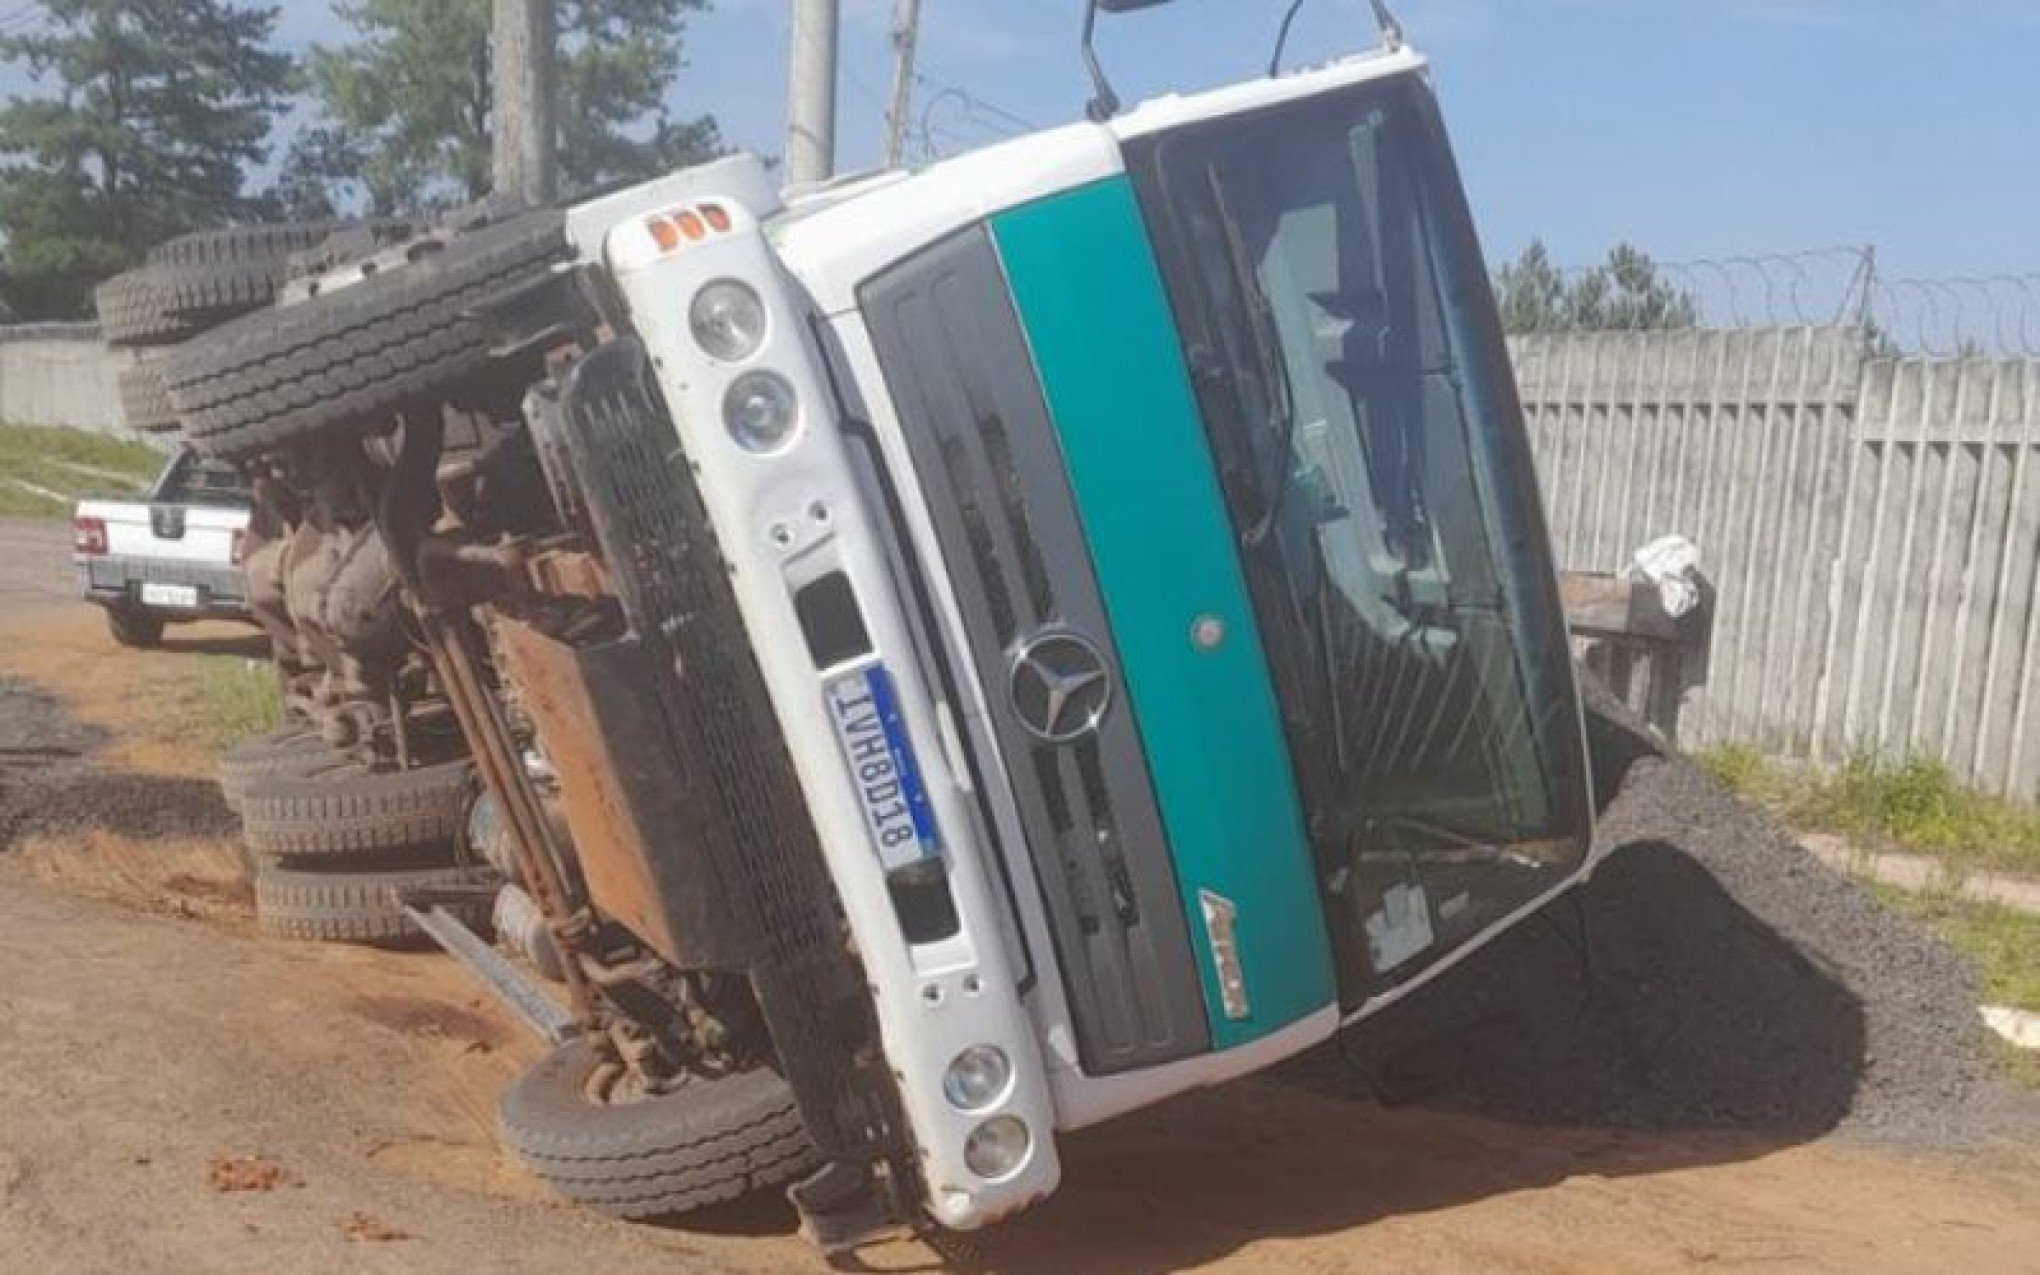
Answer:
[254,862,495,944]
[497,1040,818,1220]
[240,757,471,861]
[164,212,568,461]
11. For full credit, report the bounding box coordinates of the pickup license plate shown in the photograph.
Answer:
[140,582,200,610]
[825,665,940,872]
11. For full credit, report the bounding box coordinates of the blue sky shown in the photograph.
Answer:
[682,0,2040,281]
[69,1,2040,277]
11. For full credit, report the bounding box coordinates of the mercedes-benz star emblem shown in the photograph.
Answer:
[1009,631,1113,744]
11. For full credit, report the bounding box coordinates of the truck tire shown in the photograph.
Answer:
[164,209,569,463]
[217,726,332,812]
[282,218,421,289]
[240,756,473,863]
[118,359,180,432]
[105,604,166,648]
[253,861,498,945]
[148,223,344,325]
[499,1038,818,1220]
[95,269,193,348]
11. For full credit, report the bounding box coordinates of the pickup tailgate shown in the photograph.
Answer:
[77,497,246,566]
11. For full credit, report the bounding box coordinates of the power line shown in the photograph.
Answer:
[911,69,1034,133]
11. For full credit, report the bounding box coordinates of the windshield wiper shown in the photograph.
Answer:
[1203,163,1296,548]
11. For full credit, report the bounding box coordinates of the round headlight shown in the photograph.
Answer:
[963,1116,1031,1181]
[942,1045,1013,1113]
[722,371,801,453]
[689,279,767,362]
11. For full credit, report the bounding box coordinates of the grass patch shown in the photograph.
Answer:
[0,480,69,517]
[172,654,282,751]
[1997,1039,2040,1091]
[1870,885,2040,1090]
[1873,885,2040,1012]
[0,422,164,518]
[1701,747,2040,880]
[1698,743,1778,796]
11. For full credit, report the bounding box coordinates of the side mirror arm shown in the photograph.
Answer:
[1081,0,1120,123]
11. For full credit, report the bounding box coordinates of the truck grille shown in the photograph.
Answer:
[861,228,1210,1074]
[557,337,903,1165]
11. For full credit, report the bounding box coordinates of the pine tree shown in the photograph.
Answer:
[1493,241,1701,335]
[0,0,294,319]
[292,0,723,215]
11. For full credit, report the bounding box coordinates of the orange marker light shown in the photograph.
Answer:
[647,217,681,252]
[676,210,707,241]
[701,203,732,233]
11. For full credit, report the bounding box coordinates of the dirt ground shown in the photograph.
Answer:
[5,513,2040,1274]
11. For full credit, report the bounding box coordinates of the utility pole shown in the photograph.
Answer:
[492,0,559,206]
[785,0,840,186]
[882,0,923,168]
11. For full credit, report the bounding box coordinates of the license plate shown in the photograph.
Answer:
[140,582,200,610]
[825,665,940,872]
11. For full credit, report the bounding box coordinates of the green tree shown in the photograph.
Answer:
[1492,240,1568,336]
[293,0,723,215]
[0,0,294,319]
[1494,240,1700,334]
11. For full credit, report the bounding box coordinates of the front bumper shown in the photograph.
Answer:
[600,203,1061,1229]
[77,555,249,617]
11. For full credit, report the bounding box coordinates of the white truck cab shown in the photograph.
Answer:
[509,24,1590,1237]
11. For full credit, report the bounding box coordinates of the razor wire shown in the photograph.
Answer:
[911,74,1038,164]
[1514,245,2040,357]
[1868,272,2040,359]
[1503,247,1872,334]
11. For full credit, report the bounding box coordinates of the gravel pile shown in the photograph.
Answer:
[0,677,234,849]
[0,677,97,846]
[1285,699,2025,1148]
[5,663,2021,1146]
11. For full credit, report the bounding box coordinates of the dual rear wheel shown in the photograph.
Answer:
[183,210,815,1227]
[224,730,492,945]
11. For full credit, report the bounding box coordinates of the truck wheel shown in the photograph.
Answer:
[240,756,474,863]
[106,605,166,648]
[118,359,180,433]
[164,209,569,463]
[498,1038,818,1220]
[217,726,332,812]
[95,269,193,348]
[281,218,421,289]
[148,222,348,326]
[253,861,498,946]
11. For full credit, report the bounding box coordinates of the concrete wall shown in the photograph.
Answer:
[10,315,2036,795]
[0,323,135,434]
[1514,328,2040,801]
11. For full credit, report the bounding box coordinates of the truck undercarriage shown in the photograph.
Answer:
[104,204,919,1242]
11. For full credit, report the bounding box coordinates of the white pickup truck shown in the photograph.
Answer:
[73,447,252,646]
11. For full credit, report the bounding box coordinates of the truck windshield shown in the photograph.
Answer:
[1127,75,1590,1000]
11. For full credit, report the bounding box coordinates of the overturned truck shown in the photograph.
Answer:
[137,4,1594,1250]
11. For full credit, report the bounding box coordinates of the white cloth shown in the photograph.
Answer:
[1626,534,1703,618]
